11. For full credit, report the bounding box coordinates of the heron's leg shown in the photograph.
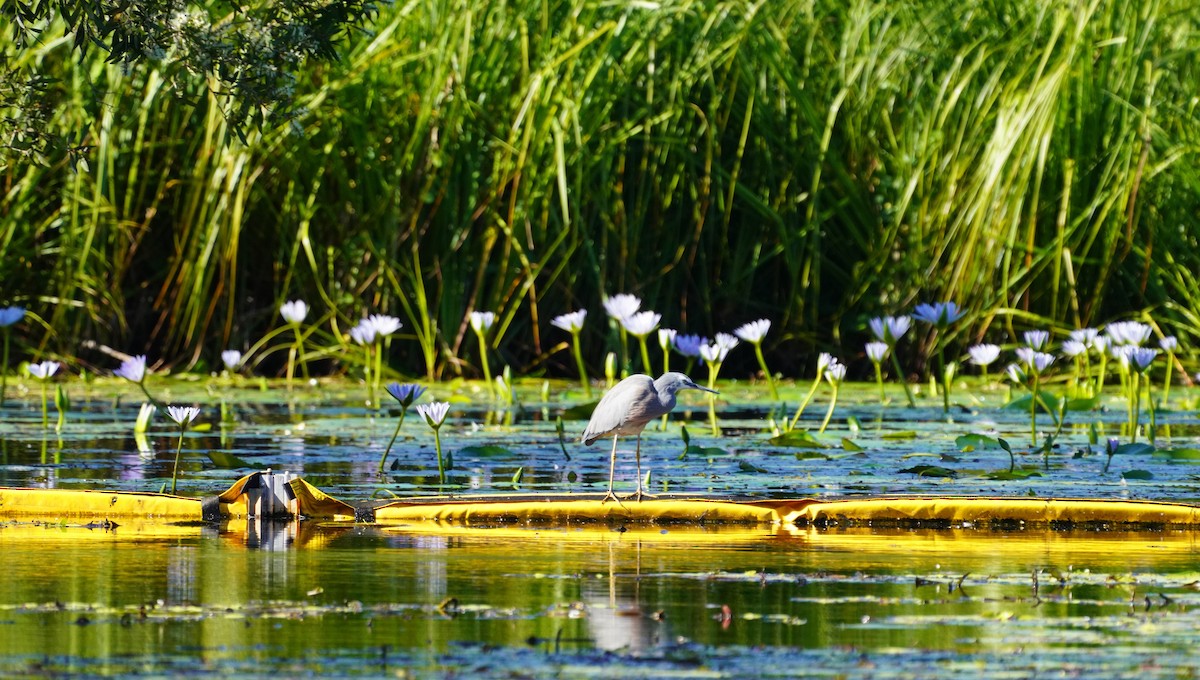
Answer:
[623,432,658,502]
[601,435,621,505]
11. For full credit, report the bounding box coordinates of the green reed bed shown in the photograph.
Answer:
[1,0,1199,382]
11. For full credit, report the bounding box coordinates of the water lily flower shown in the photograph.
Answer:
[417,401,452,484]
[699,342,730,364]
[699,342,729,435]
[714,332,740,352]
[868,315,915,406]
[552,310,591,397]
[469,311,498,398]
[1023,330,1051,351]
[0,306,24,327]
[734,320,771,344]
[166,405,201,427]
[736,320,778,398]
[672,334,706,358]
[27,361,60,428]
[967,344,1001,367]
[818,357,846,433]
[387,382,427,408]
[1159,336,1178,352]
[670,334,706,376]
[1030,352,1056,374]
[869,316,911,344]
[1110,345,1158,443]
[164,405,201,494]
[604,294,642,375]
[913,302,964,327]
[617,311,658,374]
[1105,321,1152,347]
[0,306,25,407]
[602,294,641,324]
[1060,340,1087,358]
[378,383,427,472]
[349,322,376,346]
[280,300,308,325]
[417,401,450,427]
[1005,363,1026,384]
[658,328,678,380]
[824,360,847,384]
[1126,346,1158,373]
[368,314,402,337]
[865,341,889,363]
[27,360,60,380]
[1069,328,1100,346]
[552,310,587,333]
[279,300,309,388]
[913,301,964,413]
[621,311,660,338]
[469,311,496,334]
[863,341,888,403]
[115,355,147,383]
[221,350,243,371]
[789,353,834,430]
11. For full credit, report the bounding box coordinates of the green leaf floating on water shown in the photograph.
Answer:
[982,468,1044,480]
[956,433,1002,452]
[767,430,830,448]
[898,464,956,477]
[207,451,254,469]
[841,438,864,452]
[1112,443,1155,457]
[1121,469,1154,480]
[457,445,515,457]
[738,460,769,474]
[881,431,917,440]
[1154,448,1200,462]
[795,451,831,460]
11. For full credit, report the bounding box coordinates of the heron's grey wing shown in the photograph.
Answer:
[581,376,655,444]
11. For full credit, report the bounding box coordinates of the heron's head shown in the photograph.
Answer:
[656,372,718,396]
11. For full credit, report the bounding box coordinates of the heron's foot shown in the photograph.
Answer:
[621,489,658,502]
[600,491,623,506]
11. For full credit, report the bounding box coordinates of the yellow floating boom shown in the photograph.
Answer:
[2,474,1199,529]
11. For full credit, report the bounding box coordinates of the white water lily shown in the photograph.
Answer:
[621,310,661,338]
[166,405,201,426]
[551,310,587,333]
[734,319,771,344]
[967,344,1001,366]
[280,299,308,324]
[115,355,147,383]
[367,314,402,337]
[1022,330,1050,350]
[602,294,641,323]
[417,401,451,428]
[469,311,496,334]
[865,341,888,363]
[27,361,60,380]
[1105,321,1151,347]
[221,350,243,371]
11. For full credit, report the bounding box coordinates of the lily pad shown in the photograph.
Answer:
[898,464,956,478]
[766,430,831,448]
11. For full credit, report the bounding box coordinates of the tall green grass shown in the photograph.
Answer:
[2,0,1199,379]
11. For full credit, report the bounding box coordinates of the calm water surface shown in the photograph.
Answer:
[2,379,1200,676]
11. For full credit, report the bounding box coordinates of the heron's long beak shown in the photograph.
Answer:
[692,383,719,394]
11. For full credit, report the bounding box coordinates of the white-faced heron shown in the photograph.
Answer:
[582,372,717,502]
